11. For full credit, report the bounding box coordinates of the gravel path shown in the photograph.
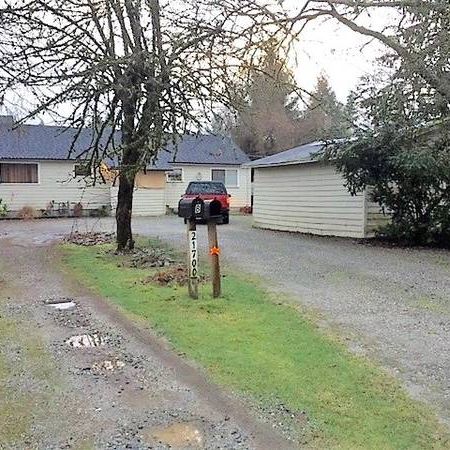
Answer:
[1,216,449,425]
[0,229,294,449]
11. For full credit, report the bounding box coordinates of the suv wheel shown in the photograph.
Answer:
[222,213,229,224]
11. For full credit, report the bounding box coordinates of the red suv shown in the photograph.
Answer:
[181,181,230,224]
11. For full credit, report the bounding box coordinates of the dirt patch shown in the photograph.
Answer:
[146,264,209,286]
[143,422,204,448]
[64,232,115,246]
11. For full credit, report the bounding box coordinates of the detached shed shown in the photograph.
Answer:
[245,142,387,239]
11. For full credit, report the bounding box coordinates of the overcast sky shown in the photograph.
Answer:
[1,0,396,122]
[285,0,394,101]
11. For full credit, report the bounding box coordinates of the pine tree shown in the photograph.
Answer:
[232,40,300,157]
[300,74,350,142]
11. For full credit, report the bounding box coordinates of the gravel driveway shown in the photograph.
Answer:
[0,223,294,450]
[1,216,449,425]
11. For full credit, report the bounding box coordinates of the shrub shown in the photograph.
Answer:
[18,206,39,220]
[89,205,110,218]
[326,124,450,246]
[0,199,8,217]
[73,202,83,217]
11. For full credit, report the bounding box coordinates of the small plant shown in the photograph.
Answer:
[0,199,8,217]
[73,202,83,217]
[44,200,55,217]
[18,206,39,220]
[89,205,110,218]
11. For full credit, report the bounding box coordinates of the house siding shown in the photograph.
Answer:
[0,160,110,212]
[165,164,251,210]
[111,186,165,217]
[252,163,367,238]
[365,191,390,236]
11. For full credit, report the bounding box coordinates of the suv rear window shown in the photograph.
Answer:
[186,182,227,195]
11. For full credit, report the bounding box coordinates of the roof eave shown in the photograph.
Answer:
[0,157,79,161]
[244,158,318,169]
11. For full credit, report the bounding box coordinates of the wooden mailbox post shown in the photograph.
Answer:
[178,197,222,299]
[207,221,221,298]
[187,218,199,299]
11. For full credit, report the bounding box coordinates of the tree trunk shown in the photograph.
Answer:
[116,170,136,251]
[116,90,139,251]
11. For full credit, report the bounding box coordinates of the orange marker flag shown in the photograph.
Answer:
[210,246,221,256]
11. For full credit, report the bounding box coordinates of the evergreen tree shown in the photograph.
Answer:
[232,40,301,157]
[299,74,350,143]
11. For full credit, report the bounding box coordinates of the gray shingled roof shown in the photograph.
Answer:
[149,134,250,170]
[0,117,117,161]
[0,117,249,168]
[243,141,325,168]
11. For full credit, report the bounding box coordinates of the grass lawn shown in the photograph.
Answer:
[0,285,56,446]
[60,239,449,449]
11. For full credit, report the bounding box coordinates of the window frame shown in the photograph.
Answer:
[210,167,239,188]
[166,167,183,183]
[0,161,40,185]
[73,163,92,178]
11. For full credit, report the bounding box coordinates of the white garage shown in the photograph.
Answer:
[245,142,388,239]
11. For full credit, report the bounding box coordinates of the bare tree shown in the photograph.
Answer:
[291,0,450,104]
[0,0,291,250]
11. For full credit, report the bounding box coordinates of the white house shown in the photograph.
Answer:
[0,116,111,216]
[0,116,251,218]
[245,142,388,238]
[111,134,252,216]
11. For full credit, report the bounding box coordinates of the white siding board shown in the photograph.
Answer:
[110,187,165,217]
[0,160,110,212]
[252,163,366,238]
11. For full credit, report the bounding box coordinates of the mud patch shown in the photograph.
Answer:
[146,265,208,286]
[144,422,204,448]
[66,333,106,348]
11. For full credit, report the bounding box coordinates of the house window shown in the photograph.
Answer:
[167,168,183,182]
[211,169,238,187]
[211,169,226,184]
[74,164,91,177]
[0,163,38,184]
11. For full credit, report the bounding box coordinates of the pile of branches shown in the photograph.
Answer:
[65,232,115,246]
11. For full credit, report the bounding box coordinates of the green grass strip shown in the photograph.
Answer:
[60,242,449,449]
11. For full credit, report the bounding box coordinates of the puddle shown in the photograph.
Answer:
[66,334,105,348]
[145,422,204,448]
[50,301,77,310]
[45,297,77,310]
[92,359,125,373]
[46,297,75,305]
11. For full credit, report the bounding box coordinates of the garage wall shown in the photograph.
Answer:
[165,164,251,210]
[252,163,367,238]
[110,186,165,217]
[0,160,111,212]
[365,191,390,236]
